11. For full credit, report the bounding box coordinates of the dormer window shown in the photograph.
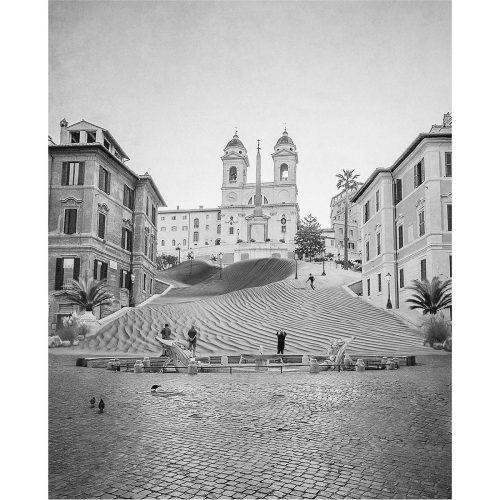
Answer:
[114,151,122,161]
[103,138,111,150]
[86,131,96,143]
[69,131,80,143]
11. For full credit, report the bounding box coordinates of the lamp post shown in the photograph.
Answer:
[187,250,194,276]
[321,249,326,276]
[175,245,181,265]
[386,272,393,309]
[218,252,223,279]
[294,253,298,279]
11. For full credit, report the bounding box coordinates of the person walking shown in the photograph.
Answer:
[187,324,198,357]
[276,329,287,355]
[306,273,316,290]
[160,323,172,357]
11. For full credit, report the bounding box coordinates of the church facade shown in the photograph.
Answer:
[157,129,300,263]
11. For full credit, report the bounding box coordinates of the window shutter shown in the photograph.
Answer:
[102,262,108,280]
[414,165,418,188]
[93,260,98,280]
[63,210,69,234]
[55,258,64,290]
[99,166,103,190]
[61,162,69,185]
[78,162,85,185]
[105,171,110,194]
[421,160,425,182]
[73,258,80,281]
[121,228,125,248]
[69,209,77,234]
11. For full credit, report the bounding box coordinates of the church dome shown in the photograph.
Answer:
[224,133,246,152]
[275,129,295,148]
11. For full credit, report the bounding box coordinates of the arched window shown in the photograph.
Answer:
[215,238,221,245]
[194,218,199,228]
[161,240,165,246]
[183,239,187,245]
[229,166,237,182]
[280,164,289,181]
[172,239,175,246]
[247,195,269,205]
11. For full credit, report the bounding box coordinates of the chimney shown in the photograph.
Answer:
[199,205,204,209]
[59,118,68,144]
[443,112,452,127]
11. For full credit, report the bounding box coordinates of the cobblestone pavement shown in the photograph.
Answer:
[49,354,451,499]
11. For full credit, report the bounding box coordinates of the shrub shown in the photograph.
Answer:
[265,238,271,242]
[58,327,77,343]
[422,314,451,347]
[237,239,243,243]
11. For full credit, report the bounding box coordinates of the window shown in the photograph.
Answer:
[183,239,187,245]
[229,227,234,235]
[367,279,371,296]
[331,240,335,246]
[69,131,80,143]
[194,218,199,228]
[98,213,106,239]
[146,197,150,217]
[120,269,130,289]
[63,209,77,234]
[215,238,221,245]
[144,234,149,256]
[103,138,111,150]
[394,179,403,204]
[375,190,380,212]
[183,215,187,220]
[114,151,122,161]
[229,166,237,182]
[420,259,427,281]
[339,228,343,236]
[172,216,176,220]
[377,232,381,255]
[445,152,452,177]
[206,214,209,219]
[143,273,147,291]
[123,185,134,210]
[447,205,452,231]
[193,231,199,242]
[280,164,289,181]
[121,228,132,251]
[378,273,382,292]
[61,162,85,186]
[150,278,153,294]
[363,201,370,223]
[217,224,221,234]
[281,225,286,233]
[349,230,353,237]
[93,259,108,280]
[161,240,165,246]
[414,160,425,188]
[54,257,80,290]
[365,241,370,261]
[172,226,177,231]
[172,240,175,246]
[449,255,452,277]
[205,225,209,230]
[399,269,405,288]
[98,166,110,194]
[86,131,96,143]
[348,242,355,249]
[398,224,404,249]
[217,212,221,220]
[152,205,156,226]
[418,211,425,236]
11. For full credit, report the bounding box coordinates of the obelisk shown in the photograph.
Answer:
[254,139,263,216]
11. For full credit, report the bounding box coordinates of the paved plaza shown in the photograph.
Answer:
[49,354,451,499]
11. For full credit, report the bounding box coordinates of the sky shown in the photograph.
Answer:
[49,0,451,227]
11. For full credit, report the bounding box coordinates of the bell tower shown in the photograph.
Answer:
[272,128,298,185]
[221,132,249,189]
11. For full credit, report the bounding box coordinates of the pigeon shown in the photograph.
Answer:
[98,399,105,413]
[151,384,161,391]
[90,397,96,408]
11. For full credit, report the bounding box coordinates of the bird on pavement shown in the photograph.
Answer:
[90,397,96,408]
[98,399,105,413]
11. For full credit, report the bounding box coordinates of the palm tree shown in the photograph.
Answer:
[335,169,360,270]
[406,277,452,315]
[64,277,115,312]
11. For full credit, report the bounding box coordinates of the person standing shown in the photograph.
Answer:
[187,324,198,357]
[160,323,172,357]
[306,273,316,290]
[276,329,287,355]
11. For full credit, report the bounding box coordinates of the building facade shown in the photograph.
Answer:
[351,114,452,322]
[158,129,300,263]
[48,119,166,331]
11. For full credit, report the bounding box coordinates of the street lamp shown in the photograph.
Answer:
[294,253,298,279]
[321,249,326,276]
[187,250,194,276]
[218,252,223,279]
[175,245,181,265]
[386,272,393,309]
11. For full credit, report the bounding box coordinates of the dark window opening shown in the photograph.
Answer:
[418,211,425,237]
[363,201,370,223]
[377,273,382,292]
[98,166,110,194]
[69,131,80,143]
[377,233,381,255]
[86,131,96,143]
[93,259,108,281]
[399,268,405,288]
[365,241,370,261]
[420,259,427,281]
[398,224,404,249]
[123,185,135,210]
[375,190,380,212]
[414,160,425,188]
[98,213,106,239]
[63,209,77,234]
[229,167,237,182]
[367,279,371,296]
[447,205,452,231]
[121,227,132,251]
[445,152,452,177]
[103,138,111,150]
[394,179,403,204]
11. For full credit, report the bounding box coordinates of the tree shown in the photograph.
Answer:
[406,277,452,315]
[335,169,360,270]
[294,214,325,262]
[156,254,178,270]
[64,277,115,312]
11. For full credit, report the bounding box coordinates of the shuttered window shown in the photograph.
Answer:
[375,190,380,212]
[398,224,404,249]
[363,201,370,223]
[445,152,452,177]
[98,166,110,194]
[399,268,405,288]
[61,162,85,186]
[420,259,427,281]
[418,210,425,236]
[63,209,77,234]
[365,241,370,261]
[93,259,108,280]
[447,205,452,231]
[54,257,79,290]
[394,179,403,204]
[98,213,106,239]
[378,273,382,292]
[414,160,425,188]
[121,228,132,251]
[120,269,131,289]
[367,279,371,296]
[123,185,135,210]
[376,233,381,255]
